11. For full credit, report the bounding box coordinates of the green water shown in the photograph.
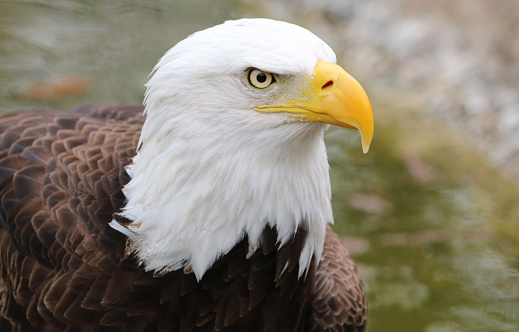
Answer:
[1,1,518,331]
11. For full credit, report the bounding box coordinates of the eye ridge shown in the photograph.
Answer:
[246,68,276,90]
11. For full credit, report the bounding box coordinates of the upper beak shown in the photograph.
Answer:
[255,61,374,153]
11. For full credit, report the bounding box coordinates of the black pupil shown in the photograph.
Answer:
[256,72,267,83]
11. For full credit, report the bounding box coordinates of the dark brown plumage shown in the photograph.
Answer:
[0,104,367,331]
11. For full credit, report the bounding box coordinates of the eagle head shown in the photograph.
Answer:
[110,18,374,280]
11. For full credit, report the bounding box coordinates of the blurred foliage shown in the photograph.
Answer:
[327,89,519,331]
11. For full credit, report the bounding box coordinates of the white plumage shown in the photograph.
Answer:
[109,18,372,281]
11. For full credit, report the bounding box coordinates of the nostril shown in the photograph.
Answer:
[321,80,334,91]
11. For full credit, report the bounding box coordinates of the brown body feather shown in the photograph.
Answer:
[0,104,366,331]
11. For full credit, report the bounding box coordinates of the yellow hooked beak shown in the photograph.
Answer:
[255,61,374,153]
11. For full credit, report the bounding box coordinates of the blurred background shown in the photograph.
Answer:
[1,0,518,331]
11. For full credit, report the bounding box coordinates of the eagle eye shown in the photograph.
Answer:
[246,69,276,89]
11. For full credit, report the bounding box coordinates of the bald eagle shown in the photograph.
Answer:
[0,19,373,331]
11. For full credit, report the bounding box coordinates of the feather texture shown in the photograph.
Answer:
[0,104,366,331]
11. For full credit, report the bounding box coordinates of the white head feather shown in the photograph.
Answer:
[110,18,337,280]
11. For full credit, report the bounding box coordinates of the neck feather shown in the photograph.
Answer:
[110,105,333,280]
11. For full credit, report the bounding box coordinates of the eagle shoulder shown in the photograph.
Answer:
[0,104,143,330]
[307,225,368,332]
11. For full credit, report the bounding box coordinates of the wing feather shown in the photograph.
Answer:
[307,225,368,332]
[0,105,143,330]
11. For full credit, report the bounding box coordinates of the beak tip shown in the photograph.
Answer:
[360,129,373,154]
[362,143,370,154]
[359,125,373,154]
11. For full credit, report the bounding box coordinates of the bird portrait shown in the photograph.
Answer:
[0,18,373,331]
